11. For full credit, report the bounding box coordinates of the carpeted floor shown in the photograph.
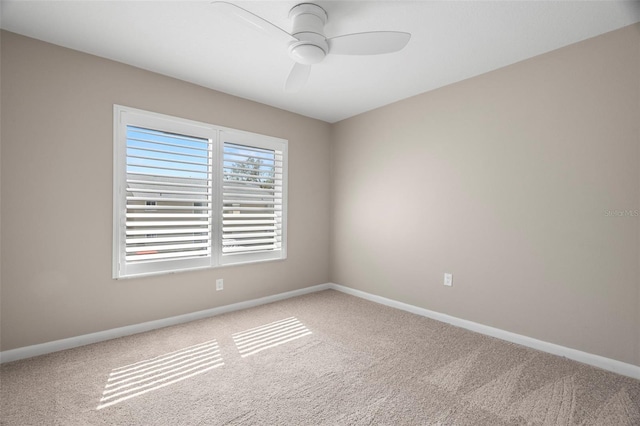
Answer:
[1,289,639,425]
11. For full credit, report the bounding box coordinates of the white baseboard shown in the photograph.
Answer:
[2,281,639,381]
[0,283,330,364]
[327,283,640,380]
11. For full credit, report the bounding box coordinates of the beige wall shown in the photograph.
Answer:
[0,31,331,351]
[331,24,640,366]
[2,24,640,368]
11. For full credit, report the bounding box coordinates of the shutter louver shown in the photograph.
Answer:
[125,126,212,263]
[222,143,283,256]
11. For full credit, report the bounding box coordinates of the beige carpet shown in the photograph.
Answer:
[1,289,639,425]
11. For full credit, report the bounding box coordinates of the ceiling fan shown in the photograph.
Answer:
[212,1,411,91]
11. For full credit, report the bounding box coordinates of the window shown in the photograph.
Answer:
[113,105,287,279]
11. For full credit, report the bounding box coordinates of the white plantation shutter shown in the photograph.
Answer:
[114,106,287,278]
[125,126,213,263]
[219,132,287,266]
[222,143,283,256]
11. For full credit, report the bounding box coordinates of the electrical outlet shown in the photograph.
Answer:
[216,278,224,291]
[444,273,453,287]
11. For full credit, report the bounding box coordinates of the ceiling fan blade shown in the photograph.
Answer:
[328,31,411,55]
[211,1,295,44]
[285,63,312,92]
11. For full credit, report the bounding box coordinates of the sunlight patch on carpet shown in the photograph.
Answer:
[232,317,312,358]
[97,339,224,410]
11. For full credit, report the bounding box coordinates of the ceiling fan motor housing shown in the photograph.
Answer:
[288,3,329,65]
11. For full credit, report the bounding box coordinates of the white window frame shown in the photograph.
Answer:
[113,105,288,279]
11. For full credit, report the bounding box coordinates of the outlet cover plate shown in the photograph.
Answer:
[444,273,453,287]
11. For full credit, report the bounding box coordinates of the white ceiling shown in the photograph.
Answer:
[2,1,639,123]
